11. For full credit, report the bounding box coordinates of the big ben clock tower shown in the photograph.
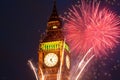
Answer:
[38,0,70,80]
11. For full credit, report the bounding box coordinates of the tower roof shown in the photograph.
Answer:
[42,0,63,42]
[48,0,61,22]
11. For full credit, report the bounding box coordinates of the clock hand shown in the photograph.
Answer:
[50,58,53,62]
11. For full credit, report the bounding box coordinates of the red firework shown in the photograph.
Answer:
[63,1,120,56]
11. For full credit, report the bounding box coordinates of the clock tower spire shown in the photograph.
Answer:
[38,0,70,80]
[42,0,63,42]
[47,0,62,30]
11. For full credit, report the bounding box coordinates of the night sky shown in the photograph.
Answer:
[1,0,120,80]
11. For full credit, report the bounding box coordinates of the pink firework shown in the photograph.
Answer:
[63,1,120,56]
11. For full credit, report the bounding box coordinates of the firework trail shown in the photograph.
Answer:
[62,0,120,80]
[57,39,65,80]
[28,60,39,80]
[75,54,94,80]
[39,67,44,80]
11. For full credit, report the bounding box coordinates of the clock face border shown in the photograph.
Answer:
[43,52,59,68]
[66,55,70,70]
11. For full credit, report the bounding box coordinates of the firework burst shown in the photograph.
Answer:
[62,1,120,79]
[63,0,120,57]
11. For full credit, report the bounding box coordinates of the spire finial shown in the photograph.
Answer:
[53,0,56,8]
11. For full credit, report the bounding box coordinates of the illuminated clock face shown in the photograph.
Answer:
[66,55,70,69]
[44,53,58,67]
